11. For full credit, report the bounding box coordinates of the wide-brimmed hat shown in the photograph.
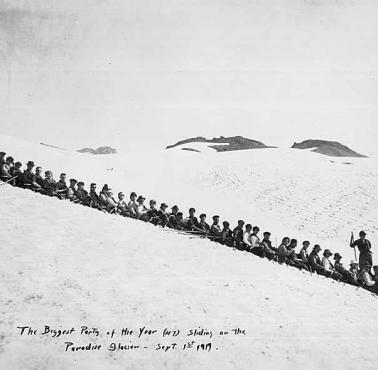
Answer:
[350,260,359,267]
[334,253,342,260]
[160,203,168,208]
[27,161,35,167]
[323,249,333,257]
[171,205,178,210]
[137,195,146,202]
[69,178,77,183]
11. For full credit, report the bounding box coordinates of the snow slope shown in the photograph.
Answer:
[1,133,376,262]
[1,184,378,370]
[1,134,378,369]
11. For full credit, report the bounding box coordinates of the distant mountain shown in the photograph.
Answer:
[291,140,367,158]
[166,136,275,152]
[77,146,117,155]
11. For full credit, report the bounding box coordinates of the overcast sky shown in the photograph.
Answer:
[0,0,377,154]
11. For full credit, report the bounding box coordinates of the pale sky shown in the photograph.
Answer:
[0,0,377,154]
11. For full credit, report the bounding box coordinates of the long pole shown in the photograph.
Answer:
[350,232,357,261]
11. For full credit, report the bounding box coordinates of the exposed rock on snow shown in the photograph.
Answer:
[166,136,275,152]
[291,140,367,158]
[77,146,117,155]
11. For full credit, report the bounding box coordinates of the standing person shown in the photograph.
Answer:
[43,170,57,196]
[350,231,373,273]
[232,220,245,250]
[242,224,253,251]
[260,232,276,260]
[198,214,210,233]
[221,221,233,247]
[22,161,35,188]
[55,173,68,199]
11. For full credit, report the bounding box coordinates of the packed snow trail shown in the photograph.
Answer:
[1,184,378,370]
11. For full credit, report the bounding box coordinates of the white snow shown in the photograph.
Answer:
[1,134,378,369]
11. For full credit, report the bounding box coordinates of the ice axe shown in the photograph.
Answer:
[350,231,357,261]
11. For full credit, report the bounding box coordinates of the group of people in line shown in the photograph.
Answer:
[1,151,377,294]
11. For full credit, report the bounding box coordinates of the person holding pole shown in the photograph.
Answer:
[350,230,373,273]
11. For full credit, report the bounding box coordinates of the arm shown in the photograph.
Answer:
[243,233,251,247]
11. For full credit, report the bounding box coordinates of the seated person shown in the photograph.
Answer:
[127,192,138,217]
[55,173,69,199]
[43,170,57,196]
[277,237,291,264]
[197,213,210,233]
[167,205,183,230]
[146,199,159,224]
[221,221,233,247]
[242,224,253,251]
[185,208,200,231]
[321,249,342,280]
[260,232,276,260]
[136,196,148,219]
[116,192,128,214]
[76,182,90,205]
[210,215,222,239]
[10,161,23,187]
[232,220,245,250]
[67,179,78,202]
[309,245,325,274]
[286,239,309,270]
[88,183,103,209]
[1,156,14,181]
[22,161,35,188]
[157,203,169,227]
[31,166,44,191]
[333,253,355,283]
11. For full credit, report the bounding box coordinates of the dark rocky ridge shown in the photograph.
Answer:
[77,146,117,155]
[291,140,367,158]
[166,136,275,152]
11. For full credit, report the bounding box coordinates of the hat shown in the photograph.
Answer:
[303,240,310,246]
[137,195,145,202]
[160,203,168,208]
[27,161,35,167]
[118,192,124,197]
[263,231,271,236]
[77,181,84,186]
[69,178,77,183]
[171,205,178,210]
[15,161,22,167]
[313,244,322,251]
[150,199,156,204]
[350,260,358,266]
[90,183,96,187]
[102,184,109,191]
[130,192,137,197]
[334,253,342,260]
[213,215,219,220]
[323,249,333,257]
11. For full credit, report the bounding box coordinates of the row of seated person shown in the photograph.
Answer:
[1,153,377,293]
